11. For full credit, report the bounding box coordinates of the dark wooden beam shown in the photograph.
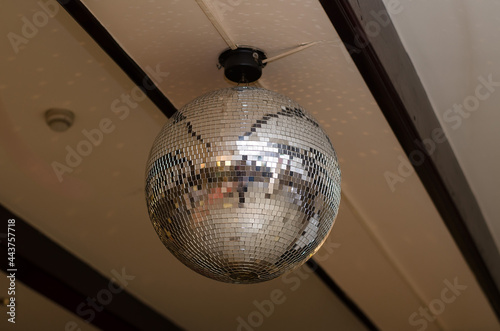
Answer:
[318,0,500,320]
[0,204,182,331]
[306,259,379,330]
[57,0,177,119]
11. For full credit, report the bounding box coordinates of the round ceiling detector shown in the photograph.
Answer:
[45,108,74,132]
[145,47,341,284]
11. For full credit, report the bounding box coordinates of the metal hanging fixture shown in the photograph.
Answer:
[145,47,341,283]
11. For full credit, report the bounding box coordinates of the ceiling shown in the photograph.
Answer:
[0,0,498,330]
[0,270,99,331]
[383,0,500,253]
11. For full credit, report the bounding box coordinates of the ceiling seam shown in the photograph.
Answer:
[341,190,446,331]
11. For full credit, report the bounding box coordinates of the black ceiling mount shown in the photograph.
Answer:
[218,47,267,83]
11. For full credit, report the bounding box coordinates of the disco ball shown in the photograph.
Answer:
[145,86,341,283]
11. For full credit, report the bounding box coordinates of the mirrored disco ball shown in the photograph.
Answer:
[145,87,341,284]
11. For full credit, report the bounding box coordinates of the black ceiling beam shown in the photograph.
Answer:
[318,0,500,320]
[57,0,177,119]
[0,204,182,330]
[306,259,379,330]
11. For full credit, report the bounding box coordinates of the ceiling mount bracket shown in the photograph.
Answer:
[218,47,267,83]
